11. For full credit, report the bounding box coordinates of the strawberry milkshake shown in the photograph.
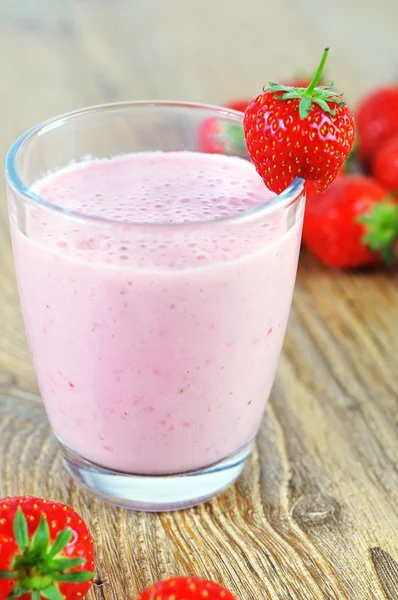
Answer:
[6,103,305,509]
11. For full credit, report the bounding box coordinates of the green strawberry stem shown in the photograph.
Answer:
[290,70,326,86]
[0,508,94,600]
[268,47,345,119]
[358,197,398,262]
[304,48,330,96]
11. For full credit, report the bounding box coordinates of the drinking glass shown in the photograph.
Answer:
[5,101,305,511]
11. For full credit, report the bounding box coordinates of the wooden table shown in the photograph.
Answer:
[0,1,397,599]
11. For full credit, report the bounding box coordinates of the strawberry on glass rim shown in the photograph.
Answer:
[243,48,356,194]
[0,496,95,600]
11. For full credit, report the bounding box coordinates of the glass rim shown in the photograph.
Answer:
[5,100,305,229]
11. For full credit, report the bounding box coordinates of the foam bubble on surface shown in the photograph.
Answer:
[30,151,283,268]
[33,151,274,224]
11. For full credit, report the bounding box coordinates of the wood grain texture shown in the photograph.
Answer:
[0,1,397,599]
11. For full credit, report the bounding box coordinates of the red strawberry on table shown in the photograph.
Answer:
[136,576,237,600]
[0,496,95,600]
[356,85,398,162]
[243,48,355,194]
[302,174,398,268]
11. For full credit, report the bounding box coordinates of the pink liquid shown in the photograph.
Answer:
[11,152,303,474]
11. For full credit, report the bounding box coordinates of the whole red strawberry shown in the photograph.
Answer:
[137,576,237,600]
[0,496,94,600]
[243,48,355,194]
[356,85,398,162]
[303,174,398,268]
[371,134,398,190]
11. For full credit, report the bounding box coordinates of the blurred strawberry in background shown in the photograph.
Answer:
[303,175,398,268]
[197,115,248,156]
[197,117,227,154]
[356,85,398,163]
[371,134,398,190]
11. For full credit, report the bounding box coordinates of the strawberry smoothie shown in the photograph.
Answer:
[10,151,303,475]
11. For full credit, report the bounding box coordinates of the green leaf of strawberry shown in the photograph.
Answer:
[13,507,29,554]
[47,529,73,560]
[31,515,50,558]
[53,573,94,584]
[243,48,356,194]
[50,558,86,571]
[6,583,28,600]
[40,584,64,600]
[358,198,398,262]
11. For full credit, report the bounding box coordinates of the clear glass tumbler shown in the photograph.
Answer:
[5,101,305,511]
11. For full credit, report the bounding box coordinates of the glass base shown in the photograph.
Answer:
[60,439,254,512]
